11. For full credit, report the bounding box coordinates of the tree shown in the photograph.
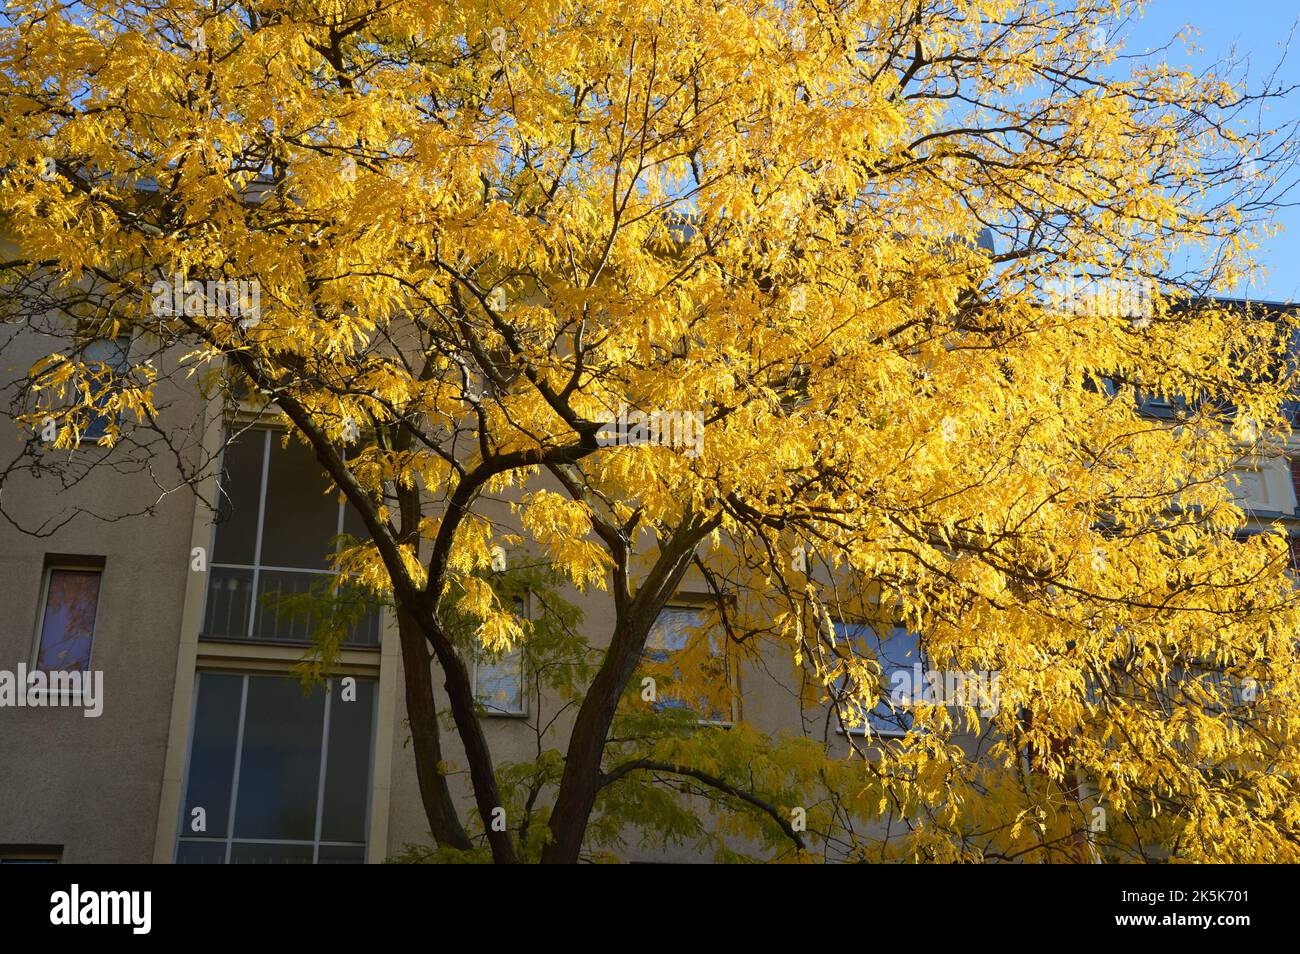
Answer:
[2,0,1300,862]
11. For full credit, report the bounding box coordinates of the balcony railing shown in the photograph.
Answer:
[175,839,366,864]
[202,564,381,648]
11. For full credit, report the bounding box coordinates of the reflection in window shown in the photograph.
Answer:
[81,337,131,441]
[831,622,924,736]
[474,647,525,715]
[644,605,732,724]
[176,672,376,864]
[474,597,527,715]
[35,568,102,672]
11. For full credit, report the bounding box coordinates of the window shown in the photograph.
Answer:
[203,428,379,647]
[1137,390,1180,418]
[80,336,130,441]
[1162,662,1262,718]
[643,605,734,724]
[473,597,528,716]
[176,672,377,864]
[1229,466,1270,509]
[831,621,924,737]
[33,564,103,672]
[474,647,526,715]
[0,846,61,863]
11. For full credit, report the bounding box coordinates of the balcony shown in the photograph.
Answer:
[202,564,381,649]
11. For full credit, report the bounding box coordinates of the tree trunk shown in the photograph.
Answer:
[540,619,648,862]
[541,520,711,862]
[396,608,472,852]
[419,613,521,864]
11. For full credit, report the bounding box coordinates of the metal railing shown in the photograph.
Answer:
[202,564,381,648]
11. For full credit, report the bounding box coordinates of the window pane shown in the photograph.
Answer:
[645,606,729,721]
[834,622,922,734]
[648,606,705,654]
[175,841,227,864]
[342,499,368,543]
[475,597,527,715]
[182,673,244,839]
[36,569,101,672]
[873,625,923,675]
[316,845,365,864]
[82,336,130,370]
[259,437,339,570]
[81,337,129,440]
[252,568,319,642]
[871,625,922,733]
[178,673,376,863]
[476,650,525,714]
[229,842,315,864]
[211,430,265,566]
[203,566,254,638]
[320,678,376,843]
[232,677,325,841]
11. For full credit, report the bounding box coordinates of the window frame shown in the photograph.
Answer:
[472,593,530,718]
[29,561,104,698]
[201,426,379,648]
[645,601,738,728]
[829,620,927,739]
[173,670,378,865]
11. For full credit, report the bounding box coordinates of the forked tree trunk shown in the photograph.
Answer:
[541,523,709,862]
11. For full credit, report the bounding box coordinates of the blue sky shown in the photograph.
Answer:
[1122,1,1300,302]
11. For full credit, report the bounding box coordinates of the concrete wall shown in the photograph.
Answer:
[0,325,206,862]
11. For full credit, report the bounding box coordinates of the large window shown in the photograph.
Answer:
[33,564,103,673]
[203,428,379,647]
[176,673,377,864]
[831,622,925,737]
[644,605,734,724]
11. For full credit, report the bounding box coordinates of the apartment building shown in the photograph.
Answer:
[1,299,1297,864]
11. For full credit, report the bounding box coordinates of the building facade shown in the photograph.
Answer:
[2,306,1297,864]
